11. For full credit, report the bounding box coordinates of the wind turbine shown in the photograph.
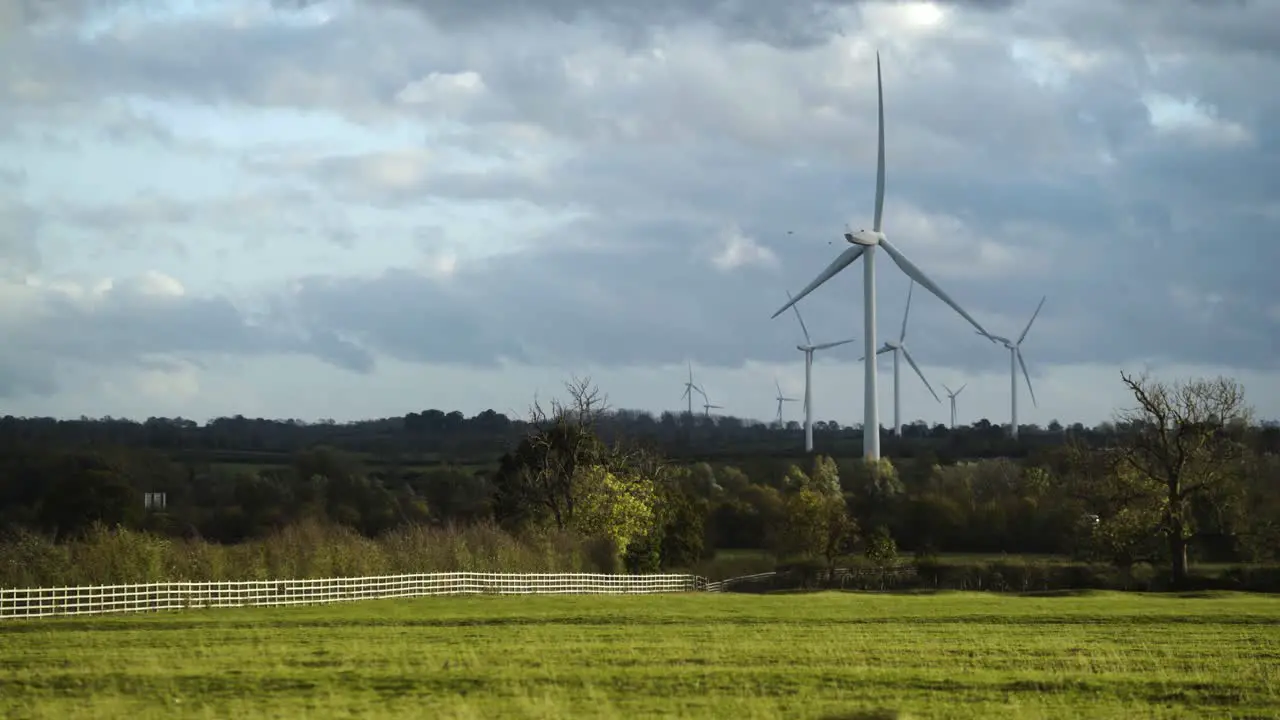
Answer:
[858,281,941,437]
[694,386,724,419]
[770,52,992,460]
[786,290,856,453]
[983,296,1046,440]
[774,379,799,428]
[942,383,967,429]
[680,361,703,421]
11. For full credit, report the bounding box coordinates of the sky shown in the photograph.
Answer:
[1,0,1278,429]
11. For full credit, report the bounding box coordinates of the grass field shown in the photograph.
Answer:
[2,591,1278,719]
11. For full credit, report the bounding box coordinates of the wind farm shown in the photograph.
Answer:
[667,55,1063,451]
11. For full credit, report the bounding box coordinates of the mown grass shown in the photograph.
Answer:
[3,591,1278,719]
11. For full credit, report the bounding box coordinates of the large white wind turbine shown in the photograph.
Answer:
[771,53,991,460]
[858,281,941,437]
[942,383,967,429]
[680,361,703,420]
[774,379,799,428]
[984,296,1046,440]
[786,291,856,453]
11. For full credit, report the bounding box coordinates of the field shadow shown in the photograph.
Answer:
[1015,589,1102,598]
[819,710,903,720]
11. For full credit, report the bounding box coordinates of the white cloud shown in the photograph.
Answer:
[346,148,433,191]
[1143,93,1253,148]
[882,204,1047,280]
[710,226,778,272]
[397,70,487,109]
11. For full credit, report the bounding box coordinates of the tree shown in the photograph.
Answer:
[571,465,658,558]
[777,479,858,581]
[491,376,609,530]
[1113,371,1250,586]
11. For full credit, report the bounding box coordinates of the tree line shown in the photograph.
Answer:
[1,371,1278,589]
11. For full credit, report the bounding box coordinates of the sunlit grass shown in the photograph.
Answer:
[2,591,1278,719]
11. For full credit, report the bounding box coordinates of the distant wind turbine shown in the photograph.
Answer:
[983,296,1046,440]
[680,361,703,420]
[770,53,992,460]
[942,383,967,429]
[858,281,940,437]
[774,379,799,428]
[695,386,724,418]
[785,290,856,453]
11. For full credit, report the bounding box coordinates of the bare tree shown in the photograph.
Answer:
[1114,371,1251,586]
[509,376,611,530]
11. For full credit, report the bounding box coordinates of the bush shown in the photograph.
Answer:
[0,520,619,588]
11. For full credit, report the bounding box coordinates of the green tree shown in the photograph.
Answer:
[778,486,858,581]
[1112,372,1250,586]
[572,465,658,559]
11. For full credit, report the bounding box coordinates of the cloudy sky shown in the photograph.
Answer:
[2,0,1278,429]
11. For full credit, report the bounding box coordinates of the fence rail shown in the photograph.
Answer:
[0,572,707,620]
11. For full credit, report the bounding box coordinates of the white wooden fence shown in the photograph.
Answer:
[0,572,708,620]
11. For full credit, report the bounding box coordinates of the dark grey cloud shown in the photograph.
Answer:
[0,276,372,398]
[5,0,1280,403]
[276,0,1017,49]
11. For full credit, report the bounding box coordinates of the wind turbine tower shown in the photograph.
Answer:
[786,291,856,452]
[774,379,799,428]
[859,281,941,437]
[984,296,1046,439]
[680,361,703,421]
[771,53,992,460]
[942,383,967,429]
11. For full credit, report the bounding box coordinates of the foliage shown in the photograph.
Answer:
[1109,371,1251,585]
[776,475,858,578]
[863,526,899,568]
[0,520,613,588]
[571,465,658,559]
[1,373,1278,588]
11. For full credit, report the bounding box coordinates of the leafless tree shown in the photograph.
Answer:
[515,376,611,530]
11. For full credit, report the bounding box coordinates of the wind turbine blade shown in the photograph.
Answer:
[880,237,989,337]
[900,280,914,343]
[982,332,1013,345]
[812,338,856,351]
[956,383,967,396]
[902,347,941,403]
[876,345,893,355]
[775,378,782,396]
[942,383,953,396]
[1016,348,1038,408]
[1017,295,1047,345]
[786,290,812,345]
[873,51,885,233]
[770,245,866,319]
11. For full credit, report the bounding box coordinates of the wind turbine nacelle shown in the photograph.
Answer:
[845,229,883,246]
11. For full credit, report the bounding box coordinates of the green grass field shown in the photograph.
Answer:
[2,591,1278,719]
